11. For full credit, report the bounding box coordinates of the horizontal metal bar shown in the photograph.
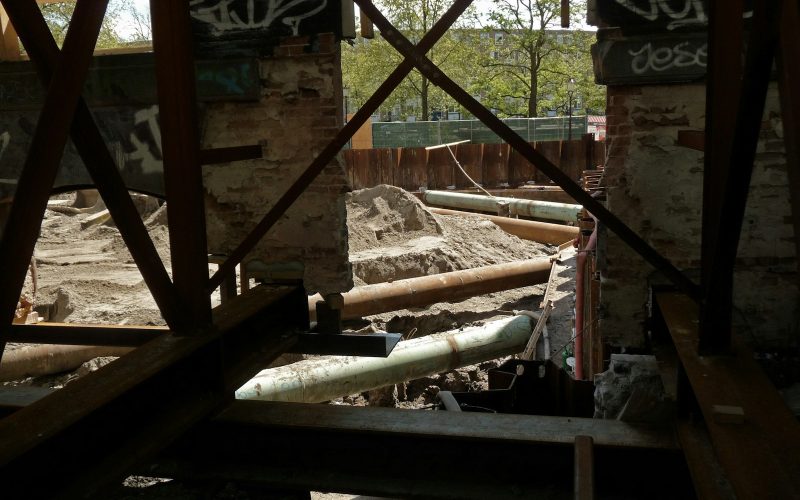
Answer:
[7,323,167,347]
[199,145,263,165]
[289,332,402,357]
[148,401,686,499]
[657,292,800,498]
[0,285,305,498]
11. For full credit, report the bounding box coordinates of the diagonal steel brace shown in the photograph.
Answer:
[355,0,700,300]
[208,0,475,291]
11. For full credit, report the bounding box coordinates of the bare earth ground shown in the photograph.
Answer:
[3,186,578,497]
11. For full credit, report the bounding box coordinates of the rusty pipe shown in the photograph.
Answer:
[0,345,131,382]
[310,258,552,321]
[429,207,579,245]
[574,226,597,381]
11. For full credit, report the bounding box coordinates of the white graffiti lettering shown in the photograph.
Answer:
[628,41,707,74]
[614,0,707,29]
[190,0,327,36]
[128,106,162,174]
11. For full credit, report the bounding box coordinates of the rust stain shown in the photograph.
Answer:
[445,334,461,369]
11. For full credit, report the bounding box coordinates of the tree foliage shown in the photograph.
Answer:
[37,0,149,49]
[474,0,604,117]
[343,0,605,121]
[342,0,481,121]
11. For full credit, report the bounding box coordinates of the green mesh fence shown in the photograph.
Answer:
[370,116,588,148]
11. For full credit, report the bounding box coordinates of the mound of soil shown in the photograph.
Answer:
[346,185,551,284]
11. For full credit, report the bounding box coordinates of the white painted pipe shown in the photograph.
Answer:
[236,315,534,403]
[423,190,581,223]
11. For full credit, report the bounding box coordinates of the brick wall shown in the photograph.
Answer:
[601,83,798,348]
[202,33,353,295]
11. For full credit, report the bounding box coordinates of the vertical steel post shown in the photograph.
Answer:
[150,0,212,331]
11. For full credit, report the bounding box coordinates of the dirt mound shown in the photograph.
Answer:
[347,185,551,284]
[347,184,442,253]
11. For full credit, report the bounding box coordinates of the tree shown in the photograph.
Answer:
[342,0,481,121]
[475,0,604,118]
[37,0,148,49]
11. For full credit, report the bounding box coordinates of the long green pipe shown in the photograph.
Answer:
[423,190,582,223]
[236,315,533,403]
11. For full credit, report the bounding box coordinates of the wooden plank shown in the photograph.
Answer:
[657,292,800,499]
[535,141,562,183]
[481,143,509,188]
[427,146,453,189]
[574,435,595,500]
[454,143,483,189]
[561,139,585,182]
[217,400,680,450]
[377,148,395,187]
[675,420,736,500]
[509,142,537,186]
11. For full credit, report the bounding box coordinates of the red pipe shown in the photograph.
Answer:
[574,226,597,381]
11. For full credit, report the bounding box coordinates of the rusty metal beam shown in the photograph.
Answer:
[657,292,800,498]
[0,285,304,498]
[200,145,264,165]
[0,0,109,360]
[7,0,183,330]
[776,0,800,292]
[699,0,781,353]
[150,0,212,331]
[354,0,700,301]
[207,0,474,292]
[698,0,744,352]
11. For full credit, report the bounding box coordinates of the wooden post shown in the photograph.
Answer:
[0,5,21,61]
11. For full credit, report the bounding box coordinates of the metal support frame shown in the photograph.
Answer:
[699,0,781,353]
[0,0,110,361]
[0,286,306,498]
[0,0,794,496]
[3,0,182,331]
[150,0,212,331]
[354,0,699,301]
[207,0,472,291]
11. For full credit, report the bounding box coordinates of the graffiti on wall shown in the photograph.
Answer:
[592,33,708,85]
[190,0,328,36]
[628,40,707,74]
[0,105,177,197]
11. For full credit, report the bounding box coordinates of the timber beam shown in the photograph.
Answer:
[147,400,688,500]
[656,292,800,499]
[0,285,306,498]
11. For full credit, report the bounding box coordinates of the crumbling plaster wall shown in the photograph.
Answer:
[201,34,353,295]
[601,83,798,348]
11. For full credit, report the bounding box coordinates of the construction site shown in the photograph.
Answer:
[0,0,798,498]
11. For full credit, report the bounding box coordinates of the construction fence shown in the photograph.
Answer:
[370,116,589,149]
[343,134,605,192]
